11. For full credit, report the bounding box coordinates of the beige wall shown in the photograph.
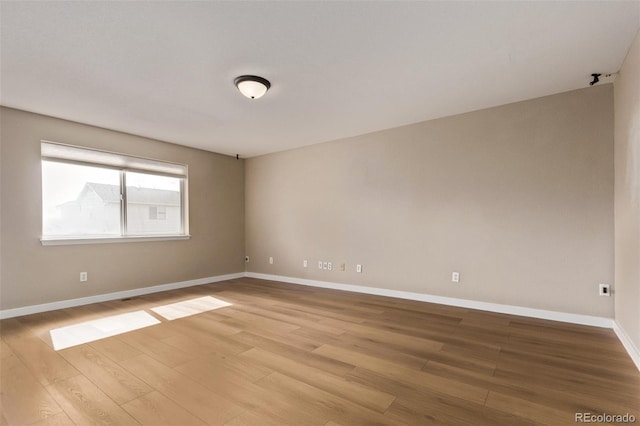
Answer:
[614,29,640,349]
[0,84,619,320]
[246,85,615,317]
[0,107,245,310]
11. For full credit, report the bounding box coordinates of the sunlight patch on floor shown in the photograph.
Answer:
[50,310,161,350]
[150,296,232,320]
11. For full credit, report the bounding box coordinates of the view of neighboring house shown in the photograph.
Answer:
[52,182,181,236]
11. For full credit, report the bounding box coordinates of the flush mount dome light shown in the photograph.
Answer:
[234,75,271,99]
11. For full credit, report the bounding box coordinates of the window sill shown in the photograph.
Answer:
[41,235,191,246]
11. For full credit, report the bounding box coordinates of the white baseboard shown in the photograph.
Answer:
[613,321,640,371]
[0,272,245,320]
[245,272,615,328]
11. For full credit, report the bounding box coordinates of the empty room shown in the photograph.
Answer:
[1,1,639,425]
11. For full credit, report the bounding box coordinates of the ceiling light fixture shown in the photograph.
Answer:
[234,75,271,99]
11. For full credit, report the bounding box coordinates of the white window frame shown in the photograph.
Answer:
[40,141,190,246]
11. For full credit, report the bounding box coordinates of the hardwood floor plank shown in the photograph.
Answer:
[117,329,196,367]
[490,367,640,417]
[499,343,637,382]
[274,300,367,325]
[0,340,12,361]
[386,395,538,426]
[423,348,497,376]
[217,310,300,334]
[424,354,640,419]
[232,304,345,336]
[313,344,488,404]
[505,331,633,363]
[120,354,245,425]
[0,345,63,426]
[2,319,80,386]
[229,331,355,377]
[451,322,511,346]
[167,313,242,337]
[336,332,431,370]
[59,345,153,404]
[122,391,208,426]
[256,372,405,426]
[268,303,353,326]
[240,347,396,413]
[318,318,444,357]
[45,375,140,425]
[221,410,281,426]
[439,340,503,363]
[88,338,142,363]
[160,329,251,358]
[421,359,498,390]
[495,355,640,403]
[346,366,479,408]
[250,326,324,351]
[458,311,512,328]
[288,327,346,350]
[485,391,573,425]
[295,295,387,316]
[357,319,459,349]
[176,355,321,425]
[28,411,75,426]
[176,351,273,384]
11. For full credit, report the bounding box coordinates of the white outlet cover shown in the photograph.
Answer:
[356,264,362,273]
[303,260,308,268]
[599,283,610,296]
[269,257,273,264]
[328,262,332,270]
[318,261,323,269]
[323,262,328,270]
[452,272,460,283]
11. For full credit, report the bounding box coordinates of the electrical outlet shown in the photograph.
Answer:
[340,263,345,272]
[599,283,610,296]
[356,264,362,273]
[452,272,460,283]
[245,256,250,263]
[269,257,273,265]
[323,262,328,270]
[318,261,323,269]
[80,272,88,282]
[328,262,332,271]
[303,260,308,268]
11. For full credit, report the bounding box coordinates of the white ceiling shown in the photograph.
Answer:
[1,1,639,158]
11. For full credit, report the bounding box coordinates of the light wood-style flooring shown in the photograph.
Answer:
[1,278,639,425]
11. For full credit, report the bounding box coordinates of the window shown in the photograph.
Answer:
[41,141,188,244]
